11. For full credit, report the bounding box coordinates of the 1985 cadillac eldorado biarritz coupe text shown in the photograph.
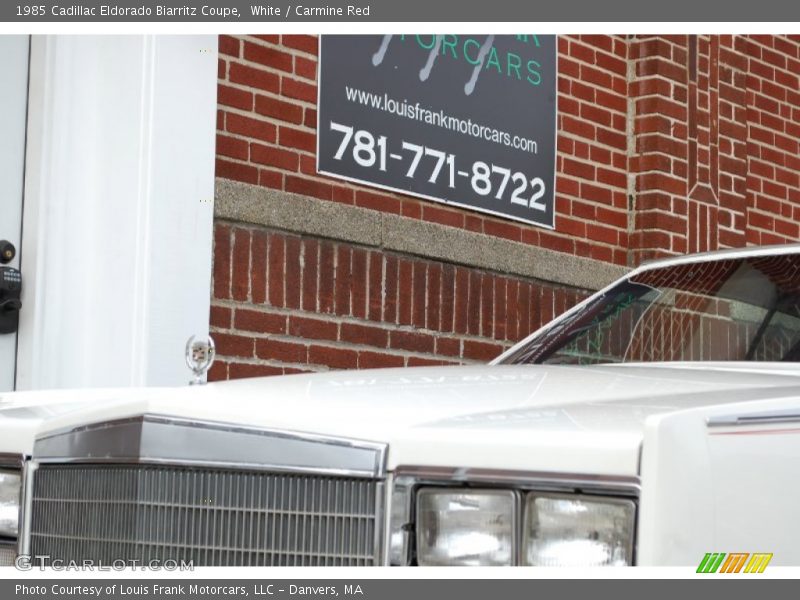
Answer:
[0,244,799,567]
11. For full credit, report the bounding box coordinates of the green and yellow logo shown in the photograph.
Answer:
[697,553,773,573]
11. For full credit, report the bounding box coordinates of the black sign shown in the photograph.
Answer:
[318,35,557,228]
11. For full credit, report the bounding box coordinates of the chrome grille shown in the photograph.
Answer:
[30,464,381,566]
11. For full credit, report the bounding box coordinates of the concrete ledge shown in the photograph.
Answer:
[215,179,629,291]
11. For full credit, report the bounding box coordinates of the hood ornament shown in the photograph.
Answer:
[185,335,216,385]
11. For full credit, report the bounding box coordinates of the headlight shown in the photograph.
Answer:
[0,470,21,538]
[523,493,635,566]
[416,489,516,566]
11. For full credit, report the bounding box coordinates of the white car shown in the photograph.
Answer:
[1,244,799,568]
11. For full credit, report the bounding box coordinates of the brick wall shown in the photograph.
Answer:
[629,35,800,262]
[209,225,586,379]
[210,34,800,380]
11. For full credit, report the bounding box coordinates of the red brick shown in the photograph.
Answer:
[453,268,469,334]
[210,304,231,329]
[440,264,455,333]
[250,143,299,171]
[412,262,427,329]
[234,309,286,334]
[228,63,279,94]
[250,230,268,304]
[508,280,523,341]
[318,241,336,314]
[561,115,595,139]
[557,56,580,78]
[304,107,317,128]
[254,94,303,124]
[308,345,358,369]
[351,249,368,319]
[216,158,258,185]
[256,339,307,363]
[467,271,482,336]
[218,84,253,110]
[383,255,399,324]
[426,264,442,332]
[251,35,280,44]
[282,35,319,55]
[231,229,251,301]
[243,42,293,72]
[334,245,352,316]
[213,224,232,299]
[355,191,401,214]
[341,322,389,348]
[563,158,595,180]
[463,340,505,362]
[207,361,228,382]
[295,56,317,80]
[422,205,465,228]
[435,337,461,358]
[302,239,319,312]
[389,330,435,354]
[226,113,276,143]
[287,316,338,342]
[518,282,532,337]
[267,233,285,307]
[407,357,458,367]
[581,103,613,127]
[493,278,507,340]
[483,220,521,242]
[285,175,331,200]
[281,77,317,104]
[219,35,241,58]
[229,363,283,379]
[480,273,494,337]
[284,236,302,309]
[359,351,404,369]
[368,251,383,322]
[259,169,282,190]
[279,127,316,153]
[397,260,413,325]
[216,333,255,358]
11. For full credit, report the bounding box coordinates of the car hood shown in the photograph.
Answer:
[7,363,800,477]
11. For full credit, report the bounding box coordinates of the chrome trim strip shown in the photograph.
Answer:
[0,454,26,556]
[372,481,386,566]
[707,410,800,428]
[34,414,387,479]
[393,465,641,495]
[639,242,800,268]
[380,472,394,566]
[0,453,25,469]
[19,460,34,557]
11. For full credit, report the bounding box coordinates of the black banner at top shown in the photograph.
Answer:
[3,0,800,21]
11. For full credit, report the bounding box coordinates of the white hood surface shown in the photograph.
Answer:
[3,363,800,477]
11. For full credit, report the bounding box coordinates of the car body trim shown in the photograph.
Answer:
[33,414,388,478]
[707,409,800,428]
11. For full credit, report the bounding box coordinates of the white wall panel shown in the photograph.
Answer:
[16,35,218,389]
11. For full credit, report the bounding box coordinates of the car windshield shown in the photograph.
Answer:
[501,253,800,365]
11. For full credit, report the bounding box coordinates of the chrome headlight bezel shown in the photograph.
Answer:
[0,468,22,539]
[390,468,638,567]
